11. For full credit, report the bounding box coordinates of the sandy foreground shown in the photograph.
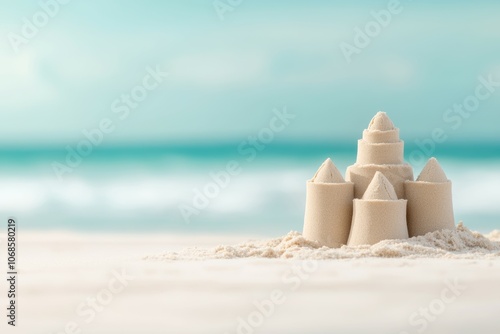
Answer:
[1,231,500,334]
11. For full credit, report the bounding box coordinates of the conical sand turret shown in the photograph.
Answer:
[368,111,395,131]
[405,158,455,237]
[313,158,345,183]
[362,171,398,201]
[303,158,354,248]
[346,112,414,199]
[417,157,448,182]
[348,172,409,246]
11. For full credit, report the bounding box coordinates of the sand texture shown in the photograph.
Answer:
[357,140,405,165]
[417,157,449,182]
[312,158,345,183]
[361,171,398,201]
[303,159,354,248]
[406,181,455,237]
[406,158,455,237]
[348,172,409,246]
[346,163,414,199]
[362,128,400,143]
[2,229,500,334]
[150,223,499,261]
[368,111,395,131]
[346,112,414,198]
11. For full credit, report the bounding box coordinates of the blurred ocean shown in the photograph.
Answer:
[2,1,500,236]
[2,141,499,235]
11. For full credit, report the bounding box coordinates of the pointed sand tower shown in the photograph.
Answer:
[303,158,354,248]
[346,112,414,199]
[405,158,455,237]
[348,172,409,246]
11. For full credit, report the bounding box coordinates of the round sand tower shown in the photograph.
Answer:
[405,158,456,237]
[346,112,414,199]
[348,172,409,246]
[303,158,354,248]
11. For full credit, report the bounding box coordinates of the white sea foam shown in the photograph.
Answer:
[0,163,498,233]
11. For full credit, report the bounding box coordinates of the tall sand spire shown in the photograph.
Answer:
[346,111,414,199]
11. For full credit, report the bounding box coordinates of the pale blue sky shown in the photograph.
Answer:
[1,0,500,146]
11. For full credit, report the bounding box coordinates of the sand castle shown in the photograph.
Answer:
[303,112,456,247]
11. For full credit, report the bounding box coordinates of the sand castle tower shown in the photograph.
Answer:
[303,159,354,248]
[348,172,409,246]
[302,112,456,247]
[405,158,455,237]
[346,112,414,199]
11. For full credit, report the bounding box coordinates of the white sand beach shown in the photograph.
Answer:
[2,228,500,334]
[2,1,500,333]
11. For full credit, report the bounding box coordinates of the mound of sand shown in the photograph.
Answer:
[146,223,500,261]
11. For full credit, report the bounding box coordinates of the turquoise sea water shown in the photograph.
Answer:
[2,0,500,238]
[1,141,499,235]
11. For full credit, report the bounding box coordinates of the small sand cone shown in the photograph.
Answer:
[405,158,455,237]
[348,172,409,246]
[346,112,414,199]
[303,158,354,248]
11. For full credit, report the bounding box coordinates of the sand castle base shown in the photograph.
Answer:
[348,200,409,246]
[405,181,455,237]
[303,182,354,248]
